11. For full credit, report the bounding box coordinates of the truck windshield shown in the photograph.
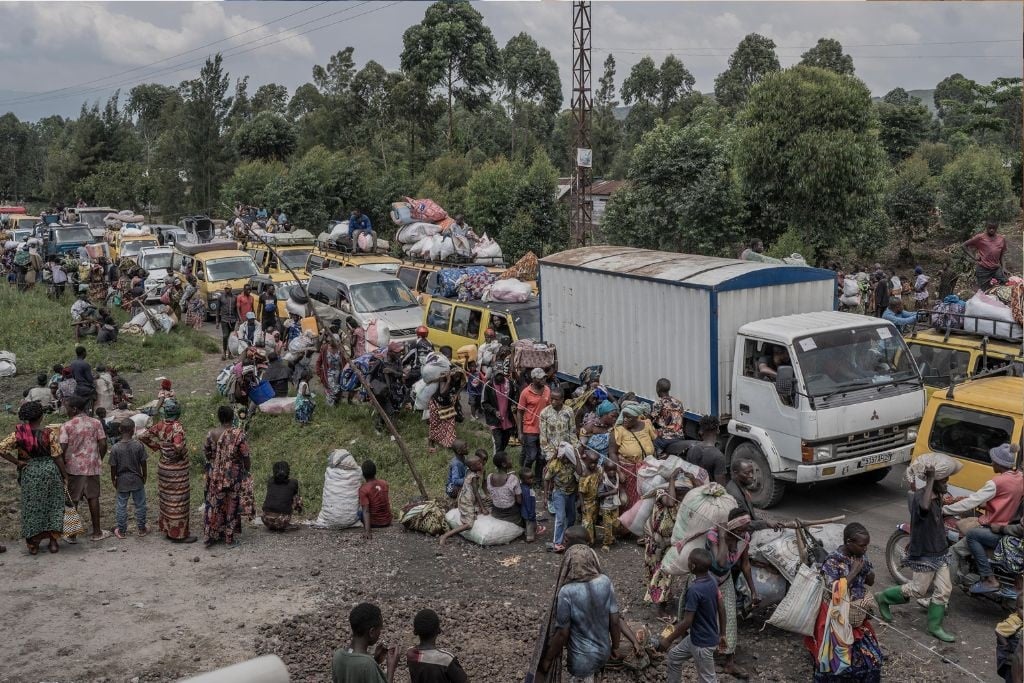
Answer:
[795,325,919,398]
[278,249,311,269]
[54,228,93,244]
[139,253,173,271]
[350,280,417,314]
[78,213,108,229]
[121,240,158,257]
[206,257,258,281]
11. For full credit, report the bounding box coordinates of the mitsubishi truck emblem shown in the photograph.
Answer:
[870,410,879,421]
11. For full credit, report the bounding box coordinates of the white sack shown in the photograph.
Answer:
[312,449,363,529]
[445,508,523,546]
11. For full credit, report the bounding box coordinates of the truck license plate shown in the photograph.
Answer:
[858,453,893,470]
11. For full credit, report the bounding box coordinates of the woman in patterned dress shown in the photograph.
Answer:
[0,401,67,554]
[137,400,197,543]
[182,275,206,330]
[203,405,254,547]
[643,480,687,614]
[316,333,343,406]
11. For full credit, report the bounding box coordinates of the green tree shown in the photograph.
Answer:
[503,149,562,260]
[464,157,521,240]
[937,146,1016,240]
[179,54,233,212]
[799,38,854,75]
[934,73,977,122]
[593,54,623,178]
[734,66,887,261]
[219,159,287,210]
[287,83,324,121]
[885,156,938,254]
[74,160,153,209]
[233,111,297,161]
[876,88,932,162]
[657,55,697,117]
[499,33,562,155]
[400,0,500,148]
[252,84,289,113]
[350,60,404,169]
[912,141,955,175]
[312,48,356,96]
[0,113,37,201]
[713,33,781,111]
[620,56,660,106]
[603,109,742,253]
[596,54,618,108]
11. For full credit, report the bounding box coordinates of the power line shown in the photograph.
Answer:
[0,1,331,105]
[0,0,397,108]
[602,51,1017,60]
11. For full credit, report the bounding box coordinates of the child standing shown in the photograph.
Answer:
[331,602,398,683]
[445,439,469,506]
[544,442,581,553]
[465,360,483,420]
[358,460,392,540]
[406,608,469,683]
[262,461,303,531]
[294,372,316,426]
[578,452,601,545]
[657,547,726,683]
[598,460,622,551]
[440,454,489,546]
[109,420,148,539]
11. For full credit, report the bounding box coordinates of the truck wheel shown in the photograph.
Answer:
[732,443,785,508]
[856,466,891,485]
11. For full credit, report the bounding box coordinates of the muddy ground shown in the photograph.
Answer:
[0,517,996,683]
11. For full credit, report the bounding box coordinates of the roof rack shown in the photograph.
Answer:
[910,306,1023,344]
[174,241,241,256]
[255,229,316,247]
[315,234,391,256]
[401,254,507,268]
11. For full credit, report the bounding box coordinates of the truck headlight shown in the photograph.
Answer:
[905,428,918,443]
[815,446,831,461]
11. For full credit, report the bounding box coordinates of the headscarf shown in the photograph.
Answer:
[560,544,602,583]
[161,399,181,419]
[596,400,617,417]
[616,401,647,425]
[579,365,603,385]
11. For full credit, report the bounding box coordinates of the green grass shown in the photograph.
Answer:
[0,285,218,377]
[0,283,495,538]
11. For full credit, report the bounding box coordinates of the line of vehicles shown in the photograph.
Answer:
[5,206,1021,517]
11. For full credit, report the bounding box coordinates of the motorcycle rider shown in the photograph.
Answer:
[943,443,1023,595]
[875,458,961,642]
[402,326,434,387]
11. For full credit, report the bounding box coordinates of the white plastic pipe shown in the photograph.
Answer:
[178,655,290,683]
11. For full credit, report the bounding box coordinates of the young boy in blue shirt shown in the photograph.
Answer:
[657,547,726,683]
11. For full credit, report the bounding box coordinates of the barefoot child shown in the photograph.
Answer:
[657,547,726,683]
[331,602,399,683]
[520,469,546,542]
[109,420,148,539]
[406,608,469,683]
[261,461,303,531]
[445,439,469,506]
[439,454,489,546]
[294,371,316,426]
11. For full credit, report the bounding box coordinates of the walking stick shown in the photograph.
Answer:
[240,226,428,498]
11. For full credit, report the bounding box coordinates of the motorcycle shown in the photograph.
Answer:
[885,516,1019,611]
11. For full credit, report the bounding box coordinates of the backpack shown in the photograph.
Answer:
[994,535,1024,574]
[14,250,30,267]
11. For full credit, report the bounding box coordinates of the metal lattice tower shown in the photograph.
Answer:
[569,1,592,248]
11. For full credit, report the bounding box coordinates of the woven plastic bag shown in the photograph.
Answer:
[767,563,823,636]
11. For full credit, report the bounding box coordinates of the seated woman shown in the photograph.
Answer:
[486,451,522,526]
[261,461,303,531]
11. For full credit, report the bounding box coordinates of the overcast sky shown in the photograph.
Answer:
[0,1,1020,121]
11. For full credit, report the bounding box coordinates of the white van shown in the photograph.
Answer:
[306,267,422,346]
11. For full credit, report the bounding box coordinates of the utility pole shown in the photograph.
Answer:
[569,1,592,248]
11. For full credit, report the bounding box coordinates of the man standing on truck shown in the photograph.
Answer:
[942,444,1023,595]
[962,220,1008,290]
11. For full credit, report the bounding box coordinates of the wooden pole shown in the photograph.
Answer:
[240,226,429,498]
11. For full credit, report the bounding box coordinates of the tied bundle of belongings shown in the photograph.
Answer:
[498,251,539,282]
[401,500,449,536]
[404,197,449,224]
[434,266,488,298]
[931,294,966,331]
[471,234,503,264]
[312,449,363,529]
[661,483,738,577]
[485,278,531,303]
[444,508,522,545]
[511,339,556,375]
[620,455,709,536]
[905,452,964,485]
[396,221,441,245]
[987,278,1024,325]
[456,271,496,302]
[964,290,1022,340]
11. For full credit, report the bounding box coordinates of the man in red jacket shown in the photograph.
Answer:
[943,443,1023,594]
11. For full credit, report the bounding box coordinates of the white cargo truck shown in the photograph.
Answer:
[540,247,925,507]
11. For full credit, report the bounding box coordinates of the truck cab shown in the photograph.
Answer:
[729,313,924,506]
[43,223,97,258]
[306,267,422,348]
[137,246,176,303]
[73,207,116,240]
[171,243,259,318]
[911,376,1022,497]
[111,228,159,263]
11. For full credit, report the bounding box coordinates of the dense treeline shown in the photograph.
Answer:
[0,1,1019,264]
